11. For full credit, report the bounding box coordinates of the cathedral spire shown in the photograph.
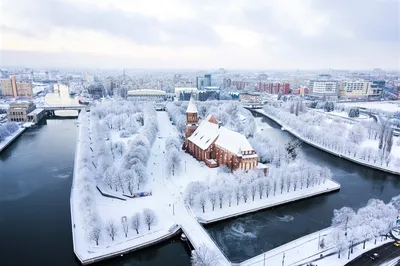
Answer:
[186,95,198,113]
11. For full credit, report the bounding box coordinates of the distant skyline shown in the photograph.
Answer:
[1,0,399,70]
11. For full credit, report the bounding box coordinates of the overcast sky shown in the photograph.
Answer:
[0,0,399,70]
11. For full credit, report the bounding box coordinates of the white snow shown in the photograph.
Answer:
[187,96,198,113]
[194,179,340,224]
[380,256,400,266]
[241,227,393,266]
[0,127,25,152]
[343,101,400,113]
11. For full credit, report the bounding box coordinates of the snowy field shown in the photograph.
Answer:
[71,103,180,264]
[342,101,400,113]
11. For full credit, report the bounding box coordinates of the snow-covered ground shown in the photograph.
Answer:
[241,227,393,266]
[342,101,400,113]
[0,127,25,152]
[71,112,179,264]
[194,179,339,224]
[255,109,400,175]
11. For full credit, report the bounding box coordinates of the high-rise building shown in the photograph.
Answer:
[309,80,338,100]
[0,76,32,97]
[196,74,211,89]
[255,82,290,94]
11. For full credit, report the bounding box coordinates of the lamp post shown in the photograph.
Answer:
[185,160,187,172]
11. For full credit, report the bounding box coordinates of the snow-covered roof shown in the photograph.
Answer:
[174,87,198,93]
[187,120,219,150]
[188,118,255,156]
[127,89,166,96]
[186,96,198,113]
[215,126,254,156]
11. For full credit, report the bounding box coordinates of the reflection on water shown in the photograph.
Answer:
[44,84,81,116]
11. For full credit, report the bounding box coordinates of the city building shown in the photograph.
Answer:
[0,77,32,97]
[255,82,290,94]
[127,89,166,101]
[309,80,339,100]
[198,87,220,101]
[239,92,261,103]
[232,81,250,90]
[184,97,260,171]
[7,101,42,122]
[339,80,371,98]
[368,80,385,98]
[196,74,212,89]
[222,78,232,88]
[0,78,14,96]
[174,87,198,100]
[339,80,384,99]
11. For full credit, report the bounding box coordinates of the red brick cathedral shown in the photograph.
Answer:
[184,97,261,171]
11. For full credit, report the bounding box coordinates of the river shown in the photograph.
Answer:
[0,85,191,266]
[205,113,400,262]
[1,92,399,265]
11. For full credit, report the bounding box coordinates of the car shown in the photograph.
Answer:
[394,241,400,247]
[368,253,379,260]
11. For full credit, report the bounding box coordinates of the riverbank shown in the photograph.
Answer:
[0,127,26,153]
[252,109,400,176]
[70,113,182,265]
[196,179,340,224]
[240,227,393,266]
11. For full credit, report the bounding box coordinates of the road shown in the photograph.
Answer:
[345,242,400,266]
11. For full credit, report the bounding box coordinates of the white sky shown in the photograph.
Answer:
[0,0,399,70]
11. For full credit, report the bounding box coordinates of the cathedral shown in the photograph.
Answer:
[183,97,262,171]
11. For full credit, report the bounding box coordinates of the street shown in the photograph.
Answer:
[345,242,400,266]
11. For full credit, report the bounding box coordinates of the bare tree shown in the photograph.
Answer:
[143,208,157,230]
[89,225,101,246]
[250,182,257,201]
[226,188,233,207]
[286,175,292,193]
[198,192,207,213]
[191,244,222,266]
[234,186,241,205]
[273,178,277,196]
[208,190,217,211]
[121,216,129,237]
[106,220,118,241]
[257,179,264,199]
[217,188,225,209]
[131,212,141,234]
[280,176,285,194]
[241,184,249,203]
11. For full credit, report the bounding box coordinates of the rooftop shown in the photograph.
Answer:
[186,96,198,113]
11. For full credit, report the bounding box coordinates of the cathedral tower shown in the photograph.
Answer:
[185,96,198,138]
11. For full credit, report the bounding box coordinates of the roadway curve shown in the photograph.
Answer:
[344,242,399,266]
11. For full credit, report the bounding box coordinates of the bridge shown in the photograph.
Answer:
[242,103,264,109]
[37,105,89,118]
[41,105,88,111]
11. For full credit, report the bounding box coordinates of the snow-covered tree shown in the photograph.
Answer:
[89,225,101,246]
[191,244,222,266]
[241,183,249,203]
[122,217,129,237]
[131,212,141,234]
[143,208,157,230]
[106,220,118,241]
[197,192,207,213]
[217,188,225,209]
[208,189,217,211]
